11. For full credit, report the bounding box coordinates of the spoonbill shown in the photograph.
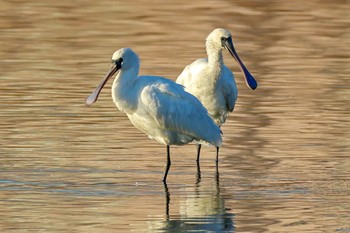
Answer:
[85,48,222,182]
[176,28,257,163]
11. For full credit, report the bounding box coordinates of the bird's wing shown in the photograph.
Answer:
[176,58,208,86]
[220,66,238,112]
[140,79,222,146]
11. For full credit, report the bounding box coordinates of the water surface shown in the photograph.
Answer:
[1,0,349,232]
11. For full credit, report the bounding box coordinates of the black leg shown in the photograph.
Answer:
[196,160,201,184]
[216,146,220,163]
[196,144,202,163]
[163,145,171,183]
[163,182,170,218]
[215,157,220,182]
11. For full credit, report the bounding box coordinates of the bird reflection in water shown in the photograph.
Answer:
[151,164,235,232]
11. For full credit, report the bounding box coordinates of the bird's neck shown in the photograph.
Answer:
[111,68,139,113]
[206,44,223,81]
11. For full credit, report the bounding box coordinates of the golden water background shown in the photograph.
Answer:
[1,1,349,232]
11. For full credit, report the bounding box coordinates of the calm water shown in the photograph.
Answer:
[1,1,349,232]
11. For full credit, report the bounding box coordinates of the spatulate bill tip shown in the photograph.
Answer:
[85,94,97,107]
[244,70,258,90]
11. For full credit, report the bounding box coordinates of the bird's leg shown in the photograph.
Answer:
[196,144,202,164]
[163,182,170,219]
[163,145,171,183]
[196,160,201,184]
[215,155,220,182]
[216,147,220,163]
[216,125,221,164]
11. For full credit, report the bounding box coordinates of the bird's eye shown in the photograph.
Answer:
[112,58,123,65]
[221,37,227,46]
[115,58,123,65]
[114,58,123,69]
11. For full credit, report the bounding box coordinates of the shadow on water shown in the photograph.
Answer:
[152,164,235,233]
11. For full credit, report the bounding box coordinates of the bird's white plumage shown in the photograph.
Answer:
[110,48,222,147]
[176,28,238,126]
[86,48,223,181]
[177,58,237,126]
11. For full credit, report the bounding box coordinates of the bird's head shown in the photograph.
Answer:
[206,28,232,50]
[111,48,140,70]
[207,28,258,90]
[85,48,139,106]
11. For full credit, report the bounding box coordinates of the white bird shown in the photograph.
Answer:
[85,48,222,182]
[176,28,257,163]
